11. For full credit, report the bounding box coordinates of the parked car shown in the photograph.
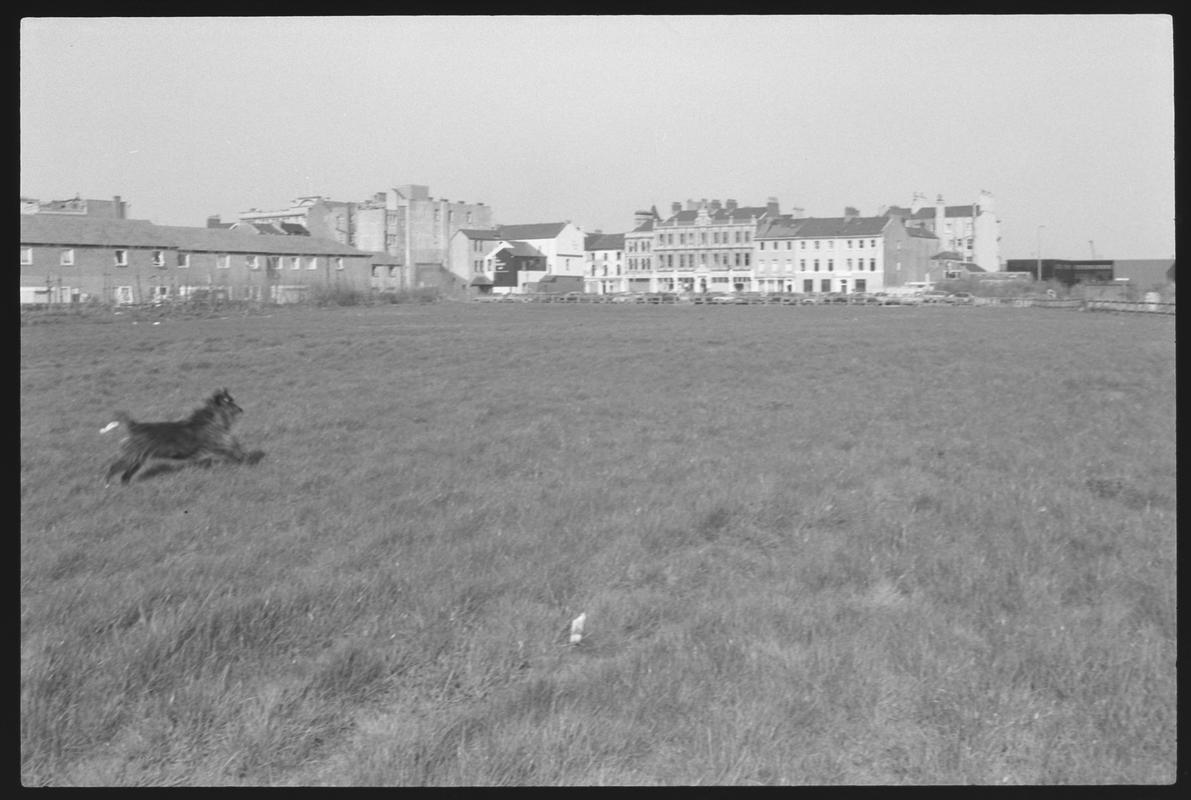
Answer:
[849,293,880,305]
[798,294,822,305]
[922,291,950,304]
[947,292,975,305]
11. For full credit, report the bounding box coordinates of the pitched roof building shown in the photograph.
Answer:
[20,213,377,306]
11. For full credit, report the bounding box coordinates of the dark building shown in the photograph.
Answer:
[1005,259,1115,285]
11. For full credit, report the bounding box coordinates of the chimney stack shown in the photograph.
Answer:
[725,199,738,211]
[844,206,859,220]
[671,202,682,215]
[709,199,722,212]
[766,197,780,216]
[685,199,698,211]
[207,215,222,228]
[113,195,126,219]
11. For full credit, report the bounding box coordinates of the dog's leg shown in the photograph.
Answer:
[118,456,146,485]
[104,460,128,487]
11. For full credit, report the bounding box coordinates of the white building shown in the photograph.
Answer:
[584,232,626,294]
[884,190,1000,271]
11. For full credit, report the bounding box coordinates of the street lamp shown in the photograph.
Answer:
[1036,225,1046,283]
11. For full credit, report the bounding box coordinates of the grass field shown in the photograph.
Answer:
[20,302,1176,785]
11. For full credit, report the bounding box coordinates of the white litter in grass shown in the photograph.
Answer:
[569,613,586,645]
[100,421,119,434]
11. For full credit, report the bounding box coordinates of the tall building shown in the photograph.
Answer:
[884,190,999,271]
[238,185,493,290]
[649,197,783,293]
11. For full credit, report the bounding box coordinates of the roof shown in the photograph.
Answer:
[457,228,501,240]
[585,233,625,251]
[505,241,546,258]
[629,219,655,233]
[931,251,965,260]
[20,215,171,247]
[907,227,939,239]
[469,276,494,286]
[496,222,570,240]
[755,216,891,239]
[21,214,371,257]
[656,205,775,227]
[911,204,979,219]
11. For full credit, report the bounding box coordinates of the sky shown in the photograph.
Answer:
[21,15,1175,261]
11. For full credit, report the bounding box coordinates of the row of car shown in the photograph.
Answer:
[476,290,976,305]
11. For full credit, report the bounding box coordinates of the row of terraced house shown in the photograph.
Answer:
[19,187,1003,305]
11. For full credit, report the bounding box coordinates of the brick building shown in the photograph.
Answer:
[20,213,376,306]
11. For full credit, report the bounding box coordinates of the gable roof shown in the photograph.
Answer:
[585,233,625,251]
[20,215,171,248]
[755,216,891,240]
[20,214,371,257]
[457,228,501,240]
[501,241,546,258]
[496,222,570,240]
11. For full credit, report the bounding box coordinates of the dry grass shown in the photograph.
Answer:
[21,302,1175,785]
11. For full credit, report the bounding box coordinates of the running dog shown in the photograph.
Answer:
[102,388,264,486]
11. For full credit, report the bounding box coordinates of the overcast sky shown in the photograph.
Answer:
[21,15,1174,260]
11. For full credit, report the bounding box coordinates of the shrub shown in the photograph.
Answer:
[309,284,367,307]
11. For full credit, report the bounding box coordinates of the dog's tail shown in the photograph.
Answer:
[100,411,134,434]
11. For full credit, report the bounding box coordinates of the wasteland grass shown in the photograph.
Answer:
[20,303,1175,785]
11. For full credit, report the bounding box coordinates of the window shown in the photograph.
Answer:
[800,241,806,249]
[814,240,820,250]
[217,254,230,269]
[114,250,128,267]
[859,239,865,248]
[855,279,866,292]
[821,279,832,293]
[870,259,876,271]
[760,241,766,251]
[290,257,301,270]
[828,260,834,272]
[21,247,32,265]
[814,259,820,272]
[266,256,280,271]
[786,240,792,249]
[335,258,344,271]
[247,255,260,270]
[846,259,852,270]
[151,250,165,267]
[177,253,190,268]
[800,259,806,271]
[803,279,814,293]
[307,257,318,270]
[60,249,75,266]
[870,240,877,248]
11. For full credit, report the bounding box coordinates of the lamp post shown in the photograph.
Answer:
[1036,225,1046,283]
